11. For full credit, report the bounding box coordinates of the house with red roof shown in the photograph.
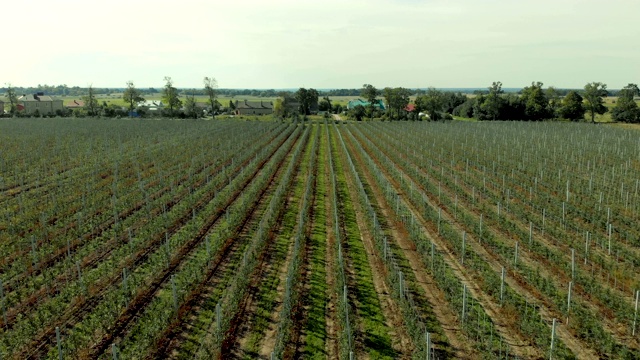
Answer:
[66,99,85,110]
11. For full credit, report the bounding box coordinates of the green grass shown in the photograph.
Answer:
[330,125,397,360]
[343,125,454,358]
[301,125,329,358]
[242,125,316,357]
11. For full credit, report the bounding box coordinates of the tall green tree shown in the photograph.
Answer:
[558,91,585,121]
[162,76,182,118]
[83,85,100,117]
[295,88,319,115]
[350,104,366,121]
[123,81,145,116]
[383,87,411,120]
[318,96,332,112]
[184,91,199,119]
[203,76,218,118]
[415,87,444,120]
[546,86,561,119]
[482,81,504,120]
[4,83,18,115]
[611,83,640,123]
[361,84,380,119]
[583,82,608,123]
[273,98,286,118]
[521,81,551,120]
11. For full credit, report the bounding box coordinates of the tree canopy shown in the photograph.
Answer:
[162,76,182,118]
[83,85,99,117]
[294,88,319,115]
[3,83,18,115]
[521,81,551,120]
[611,83,640,123]
[415,88,444,120]
[583,82,608,123]
[361,84,380,118]
[123,81,144,115]
[203,76,218,117]
[383,87,411,120]
[558,91,585,121]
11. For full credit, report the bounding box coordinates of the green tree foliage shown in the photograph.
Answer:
[83,85,100,117]
[184,92,199,119]
[318,96,332,112]
[273,98,286,119]
[583,82,608,123]
[502,93,526,120]
[162,76,182,118]
[123,81,145,115]
[295,88,319,115]
[483,81,504,120]
[521,81,551,120]
[611,83,640,123]
[453,98,476,118]
[350,104,366,121]
[203,77,218,118]
[383,87,411,120]
[441,92,467,113]
[546,86,561,119]
[361,84,380,118]
[558,91,585,121]
[4,83,18,115]
[415,88,444,120]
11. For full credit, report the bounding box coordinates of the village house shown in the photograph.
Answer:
[234,100,274,116]
[346,98,386,111]
[65,99,85,111]
[138,100,164,113]
[17,93,64,115]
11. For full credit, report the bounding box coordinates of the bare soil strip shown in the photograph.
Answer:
[359,124,638,352]
[339,125,476,359]
[348,125,602,359]
[18,127,299,360]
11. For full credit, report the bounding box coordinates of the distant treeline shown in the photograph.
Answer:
[3,85,629,98]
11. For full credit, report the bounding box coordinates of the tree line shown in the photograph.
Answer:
[349,82,640,123]
[3,80,639,122]
[452,82,639,123]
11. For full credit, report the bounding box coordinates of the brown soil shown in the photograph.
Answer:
[16,128,298,360]
[350,126,607,359]
[340,126,476,359]
[2,128,288,331]
[156,128,305,359]
[364,126,638,351]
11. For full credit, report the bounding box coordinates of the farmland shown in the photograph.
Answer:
[0,118,639,359]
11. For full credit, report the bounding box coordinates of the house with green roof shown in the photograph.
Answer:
[346,98,386,111]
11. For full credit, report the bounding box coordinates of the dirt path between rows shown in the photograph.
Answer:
[359,125,637,352]
[339,126,476,359]
[324,138,340,360]
[336,135,414,358]
[256,232,297,357]
[347,126,599,359]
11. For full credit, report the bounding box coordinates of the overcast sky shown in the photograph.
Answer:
[5,0,639,89]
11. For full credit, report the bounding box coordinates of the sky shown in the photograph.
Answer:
[4,0,640,89]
